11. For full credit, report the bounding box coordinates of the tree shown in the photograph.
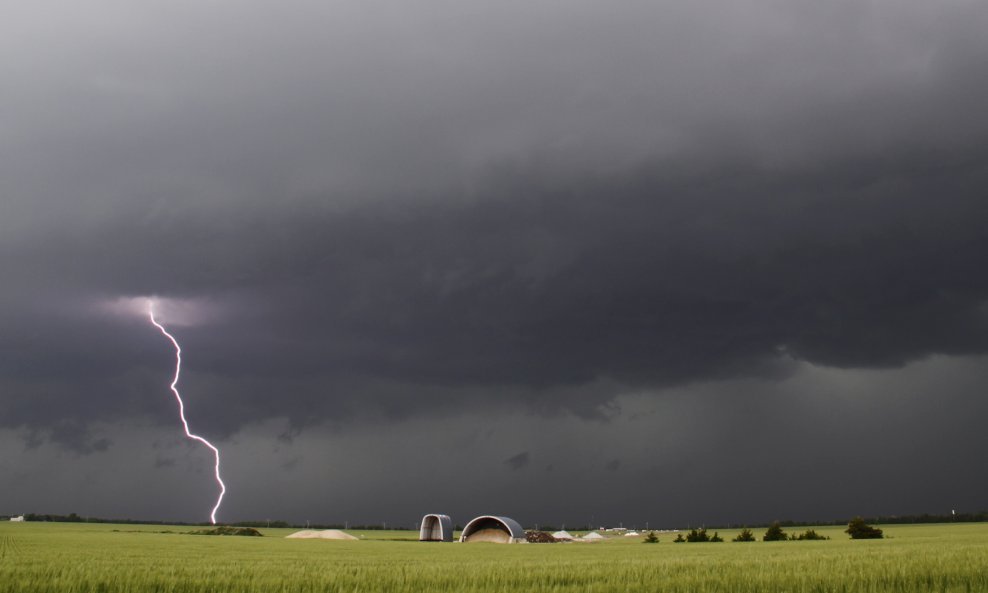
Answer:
[794,529,829,541]
[643,531,659,544]
[709,532,724,542]
[733,528,756,542]
[685,528,711,542]
[673,533,686,543]
[845,517,883,539]
[763,522,788,542]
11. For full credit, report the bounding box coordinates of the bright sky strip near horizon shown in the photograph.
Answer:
[148,301,226,525]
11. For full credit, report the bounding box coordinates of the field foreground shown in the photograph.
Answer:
[2,522,987,592]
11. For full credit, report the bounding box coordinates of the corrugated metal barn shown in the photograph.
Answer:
[459,515,526,543]
[419,514,454,542]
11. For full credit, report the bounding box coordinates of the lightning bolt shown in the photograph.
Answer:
[148,301,227,524]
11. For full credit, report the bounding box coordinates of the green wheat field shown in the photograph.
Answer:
[2,521,987,592]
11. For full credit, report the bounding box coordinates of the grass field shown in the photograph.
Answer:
[2,521,987,592]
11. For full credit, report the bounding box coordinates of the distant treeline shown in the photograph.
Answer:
[11,511,988,529]
[19,513,215,526]
[13,513,409,530]
[233,521,411,530]
[707,512,988,529]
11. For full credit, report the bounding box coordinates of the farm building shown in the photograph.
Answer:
[9,516,24,522]
[419,514,454,542]
[459,516,526,544]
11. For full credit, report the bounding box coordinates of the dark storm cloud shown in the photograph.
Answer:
[3,149,986,437]
[1,0,988,523]
[154,457,176,469]
[504,452,530,471]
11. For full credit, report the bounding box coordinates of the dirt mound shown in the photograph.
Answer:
[525,531,557,543]
[285,529,358,540]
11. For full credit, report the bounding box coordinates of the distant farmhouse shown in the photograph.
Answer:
[9,515,25,522]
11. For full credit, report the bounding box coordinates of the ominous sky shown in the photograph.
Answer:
[2,0,988,528]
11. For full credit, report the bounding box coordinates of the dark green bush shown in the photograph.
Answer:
[733,528,756,542]
[189,526,263,536]
[642,531,659,544]
[845,517,883,539]
[793,529,829,540]
[673,533,686,543]
[685,528,711,542]
[763,522,788,542]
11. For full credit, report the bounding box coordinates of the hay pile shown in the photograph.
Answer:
[285,529,358,540]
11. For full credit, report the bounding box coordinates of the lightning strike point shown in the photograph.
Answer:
[148,300,227,524]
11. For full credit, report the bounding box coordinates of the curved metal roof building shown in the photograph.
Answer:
[419,514,454,542]
[459,515,526,543]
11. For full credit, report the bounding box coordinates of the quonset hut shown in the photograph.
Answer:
[459,516,526,543]
[419,514,454,542]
